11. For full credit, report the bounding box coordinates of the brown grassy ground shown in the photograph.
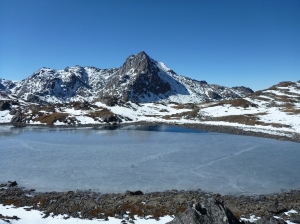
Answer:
[34,112,69,125]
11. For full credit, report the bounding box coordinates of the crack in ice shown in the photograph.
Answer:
[192,145,260,171]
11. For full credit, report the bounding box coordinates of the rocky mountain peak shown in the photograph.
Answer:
[100,51,172,102]
[118,51,157,76]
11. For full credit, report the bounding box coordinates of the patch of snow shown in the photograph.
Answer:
[285,209,298,216]
[200,105,260,117]
[240,214,260,222]
[75,116,98,124]
[0,204,173,224]
[54,120,66,125]
[0,110,13,123]
[202,121,293,137]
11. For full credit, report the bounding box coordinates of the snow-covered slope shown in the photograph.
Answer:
[6,66,118,103]
[200,80,300,138]
[0,52,252,104]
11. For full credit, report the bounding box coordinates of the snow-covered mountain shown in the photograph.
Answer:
[0,51,252,104]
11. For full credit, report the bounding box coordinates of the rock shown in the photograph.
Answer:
[74,101,90,110]
[207,91,222,100]
[26,94,40,102]
[126,190,144,196]
[255,216,287,224]
[290,213,300,223]
[266,202,287,214]
[115,211,127,219]
[10,111,23,123]
[9,108,17,115]
[29,104,40,111]
[0,101,10,111]
[101,114,119,123]
[99,96,119,107]
[167,197,241,224]
[8,181,17,187]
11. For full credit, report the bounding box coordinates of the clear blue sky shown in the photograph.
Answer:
[0,0,299,91]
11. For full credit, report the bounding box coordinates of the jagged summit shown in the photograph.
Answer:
[100,51,173,102]
[0,52,253,104]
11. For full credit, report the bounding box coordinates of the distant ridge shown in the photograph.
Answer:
[0,51,253,104]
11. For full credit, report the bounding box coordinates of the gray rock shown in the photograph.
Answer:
[290,213,300,223]
[9,108,17,115]
[10,111,23,123]
[26,94,40,103]
[167,197,241,224]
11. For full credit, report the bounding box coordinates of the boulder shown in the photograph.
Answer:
[8,181,18,187]
[125,190,144,196]
[289,213,300,223]
[167,197,241,224]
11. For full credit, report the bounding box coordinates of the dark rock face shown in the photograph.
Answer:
[102,51,171,102]
[255,216,287,224]
[25,94,40,103]
[207,91,222,100]
[167,198,241,224]
[0,101,10,111]
[99,96,119,107]
[100,114,119,123]
[10,110,23,123]
[232,86,254,96]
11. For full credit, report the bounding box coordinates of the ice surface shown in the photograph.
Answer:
[0,125,300,195]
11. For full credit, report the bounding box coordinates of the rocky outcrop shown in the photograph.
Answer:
[167,198,242,224]
[10,110,24,123]
[0,101,10,111]
[231,86,254,96]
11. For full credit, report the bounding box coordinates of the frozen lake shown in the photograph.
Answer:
[0,125,300,195]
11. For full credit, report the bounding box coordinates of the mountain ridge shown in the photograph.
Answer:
[0,51,253,104]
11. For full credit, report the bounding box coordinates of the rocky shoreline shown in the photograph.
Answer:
[1,181,300,223]
[0,121,299,143]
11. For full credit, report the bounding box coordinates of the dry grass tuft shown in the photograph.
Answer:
[213,114,291,128]
[212,98,257,108]
[34,112,69,125]
[214,115,258,125]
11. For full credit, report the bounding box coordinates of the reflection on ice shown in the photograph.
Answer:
[0,125,299,195]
